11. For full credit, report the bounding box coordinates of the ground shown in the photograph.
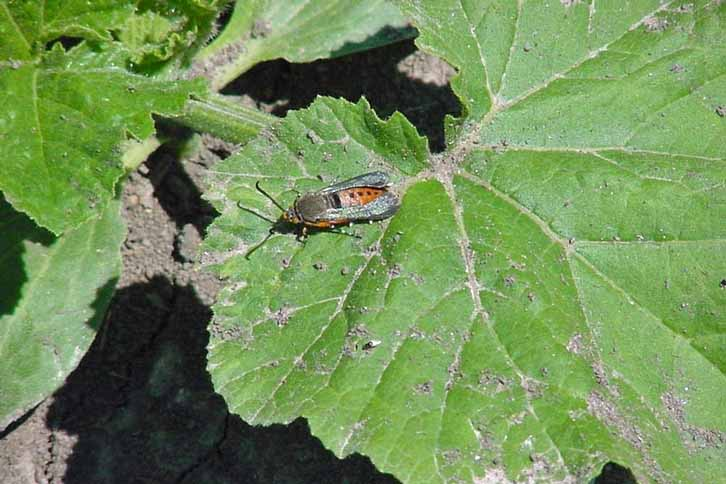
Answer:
[0,39,461,484]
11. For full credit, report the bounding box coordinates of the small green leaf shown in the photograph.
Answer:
[205,2,725,483]
[0,53,205,234]
[0,1,215,234]
[0,197,125,431]
[0,0,135,60]
[197,0,414,90]
[117,1,223,68]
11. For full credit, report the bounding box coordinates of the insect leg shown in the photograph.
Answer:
[295,225,308,243]
[328,228,362,239]
[244,229,275,259]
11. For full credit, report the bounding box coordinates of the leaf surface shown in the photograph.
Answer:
[205,2,726,482]
[0,2,207,234]
[0,197,125,431]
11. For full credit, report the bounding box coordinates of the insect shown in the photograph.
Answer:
[240,171,400,258]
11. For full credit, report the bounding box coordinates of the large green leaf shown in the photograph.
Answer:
[0,197,125,431]
[196,0,414,90]
[204,2,725,482]
[0,2,208,235]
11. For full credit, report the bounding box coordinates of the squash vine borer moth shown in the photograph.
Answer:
[240,171,400,258]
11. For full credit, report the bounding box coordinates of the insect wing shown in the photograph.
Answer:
[316,191,399,222]
[317,171,391,194]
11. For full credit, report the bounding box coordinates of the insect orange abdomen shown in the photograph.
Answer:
[336,187,386,207]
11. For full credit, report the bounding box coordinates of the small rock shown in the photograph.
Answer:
[175,224,202,262]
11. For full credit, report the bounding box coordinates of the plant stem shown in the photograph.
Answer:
[173,92,275,144]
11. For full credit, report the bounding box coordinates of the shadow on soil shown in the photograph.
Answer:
[45,277,398,484]
[222,39,460,153]
[143,129,220,236]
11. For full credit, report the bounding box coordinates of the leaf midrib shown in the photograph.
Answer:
[443,172,571,476]
[248,221,391,422]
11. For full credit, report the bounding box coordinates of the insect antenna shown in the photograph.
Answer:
[236,201,276,224]
[255,181,287,213]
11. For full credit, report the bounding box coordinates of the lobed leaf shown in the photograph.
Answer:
[205,1,726,482]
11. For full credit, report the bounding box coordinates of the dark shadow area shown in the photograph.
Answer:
[592,462,638,484]
[86,277,120,332]
[208,2,234,46]
[44,36,84,51]
[222,39,460,152]
[46,277,398,484]
[144,124,219,238]
[0,197,55,319]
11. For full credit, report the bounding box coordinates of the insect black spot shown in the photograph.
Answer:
[366,191,372,195]
[357,191,364,196]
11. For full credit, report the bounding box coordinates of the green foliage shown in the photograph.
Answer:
[204,1,726,482]
[0,1,210,235]
[197,0,414,89]
[118,0,222,69]
[0,0,217,433]
[0,197,125,430]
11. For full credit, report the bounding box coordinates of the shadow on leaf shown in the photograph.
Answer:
[0,196,55,319]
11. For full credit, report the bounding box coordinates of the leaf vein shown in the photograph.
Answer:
[501,1,675,107]
[248,225,388,422]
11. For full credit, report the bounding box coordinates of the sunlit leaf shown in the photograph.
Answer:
[205,2,726,482]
